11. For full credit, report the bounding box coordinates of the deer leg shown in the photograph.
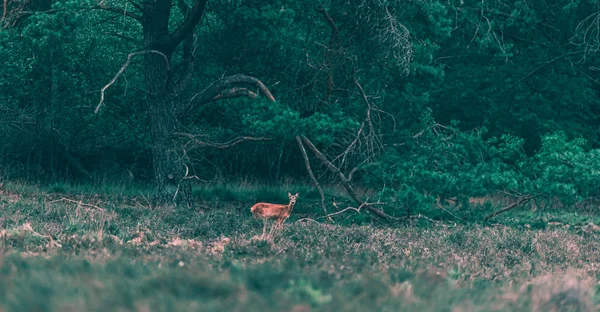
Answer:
[262,218,268,238]
[268,220,278,237]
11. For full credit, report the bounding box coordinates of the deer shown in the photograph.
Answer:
[250,192,299,238]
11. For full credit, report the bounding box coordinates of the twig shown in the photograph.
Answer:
[484,196,534,221]
[174,133,271,149]
[326,204,363,218]
[95,50,170,114]
[46,197,106,211]
[435,203,467,222]
[502,52,581,94]
[295,218,321,224]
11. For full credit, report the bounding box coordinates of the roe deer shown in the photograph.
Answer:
[250,192,299,238]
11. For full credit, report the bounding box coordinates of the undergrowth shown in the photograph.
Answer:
[0,181,599,311]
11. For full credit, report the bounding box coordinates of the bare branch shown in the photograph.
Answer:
[46,198,106,212]
[185,74,276,112]
[296,136,328,216]
[95,50,170,114]
[502,52,582,94]
[484,196,534,221]
[173,133,271,149]
[333,77,384,167]
[571,12,600,60]
[93,5,142,22]
[211,88,258,101]
[301,135,401,220]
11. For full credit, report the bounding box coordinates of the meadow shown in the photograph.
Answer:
[0,181,599,311]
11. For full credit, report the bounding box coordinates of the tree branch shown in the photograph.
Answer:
[184,74,276,113]
[172,32,196,95]
[93,5,142,22]
[502,52,582,94]
[211,88,258,101]
[166,0,208,51]
[173,133,271,149]
[301,135,401,220]
[484,196,534,221]
[2,0,6,21]
[95,50,170,114]
[296,136,328,216]
[101,32,142,45]
[316,5,340,102]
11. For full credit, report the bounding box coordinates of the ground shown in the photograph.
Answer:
[0,181,599,311]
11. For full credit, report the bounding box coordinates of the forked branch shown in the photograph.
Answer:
[301,135,400,220]
[95,50,170,114]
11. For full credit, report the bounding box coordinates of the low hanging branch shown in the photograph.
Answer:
[296,136,328,216]
[300,135,401,220]
[484,196,534,221]
[184,73,276,113]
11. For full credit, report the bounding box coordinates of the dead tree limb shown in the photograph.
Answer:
[184,74,276,113]
[95,50,170,114]
[301,135,401,220]
[484,196,534,221]
[173,133,271,149]
[296,136,328,216]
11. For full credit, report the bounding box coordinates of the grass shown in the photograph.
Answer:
[0,181,599,311]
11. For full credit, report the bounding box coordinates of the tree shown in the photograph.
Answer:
[95,0,275,207]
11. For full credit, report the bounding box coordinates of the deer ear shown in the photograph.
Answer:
[295,193,299,197]
[288,192,292,197]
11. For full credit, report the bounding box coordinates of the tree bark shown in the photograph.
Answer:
[143,1,192,207]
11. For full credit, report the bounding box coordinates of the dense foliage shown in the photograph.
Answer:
[0,0,599,215]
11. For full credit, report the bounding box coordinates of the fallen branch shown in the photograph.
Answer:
[301,135,401,221]
[173,133,271,149]
[295,218,322,224]
[327,201,364,218]
[296,136,329,217]
[435,203,467,222]
[95,50,170,114]
[46,197,106,212]
[484,196,534,221]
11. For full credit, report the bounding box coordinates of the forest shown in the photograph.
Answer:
[0,0,600,311]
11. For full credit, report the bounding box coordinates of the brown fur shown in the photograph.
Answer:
[251,192,298,238]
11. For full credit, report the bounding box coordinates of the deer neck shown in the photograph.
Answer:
[287,201,296,213]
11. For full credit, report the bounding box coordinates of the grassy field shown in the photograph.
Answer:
[0,181,599,311]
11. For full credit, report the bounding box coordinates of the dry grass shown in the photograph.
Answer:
[0,182,599,311]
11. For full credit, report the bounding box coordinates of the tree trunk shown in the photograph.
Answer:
[141,0,194,208]
[144,52,192,208]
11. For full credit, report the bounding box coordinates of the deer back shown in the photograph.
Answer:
[251,203,289,218]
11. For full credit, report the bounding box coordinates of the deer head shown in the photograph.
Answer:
[288,192,299,209]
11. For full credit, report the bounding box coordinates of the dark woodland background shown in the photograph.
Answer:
[1,0,599,213]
